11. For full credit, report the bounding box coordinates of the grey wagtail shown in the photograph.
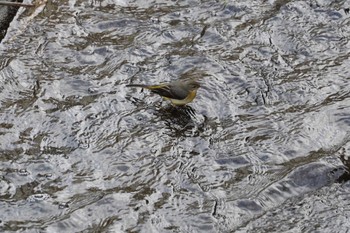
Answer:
[126,79,200,106]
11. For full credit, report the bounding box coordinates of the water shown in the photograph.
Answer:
[0,0,350,232]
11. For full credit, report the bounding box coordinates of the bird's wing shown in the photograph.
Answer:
[148,84,188,100]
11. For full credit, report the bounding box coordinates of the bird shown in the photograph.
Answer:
[126,79,200,106]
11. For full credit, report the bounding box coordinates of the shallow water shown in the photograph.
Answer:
[0,0,350,232]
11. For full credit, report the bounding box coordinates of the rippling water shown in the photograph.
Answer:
[0,0,350,232]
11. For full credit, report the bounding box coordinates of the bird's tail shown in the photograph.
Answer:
[126,84,168,90]
[125,84,150,89]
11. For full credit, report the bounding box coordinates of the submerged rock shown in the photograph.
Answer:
[0,0,22,42]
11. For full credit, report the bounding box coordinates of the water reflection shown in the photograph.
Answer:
[0,0,350,232]
[157,105,196,126]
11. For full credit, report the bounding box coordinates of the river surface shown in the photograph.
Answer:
[0,0,350,232]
